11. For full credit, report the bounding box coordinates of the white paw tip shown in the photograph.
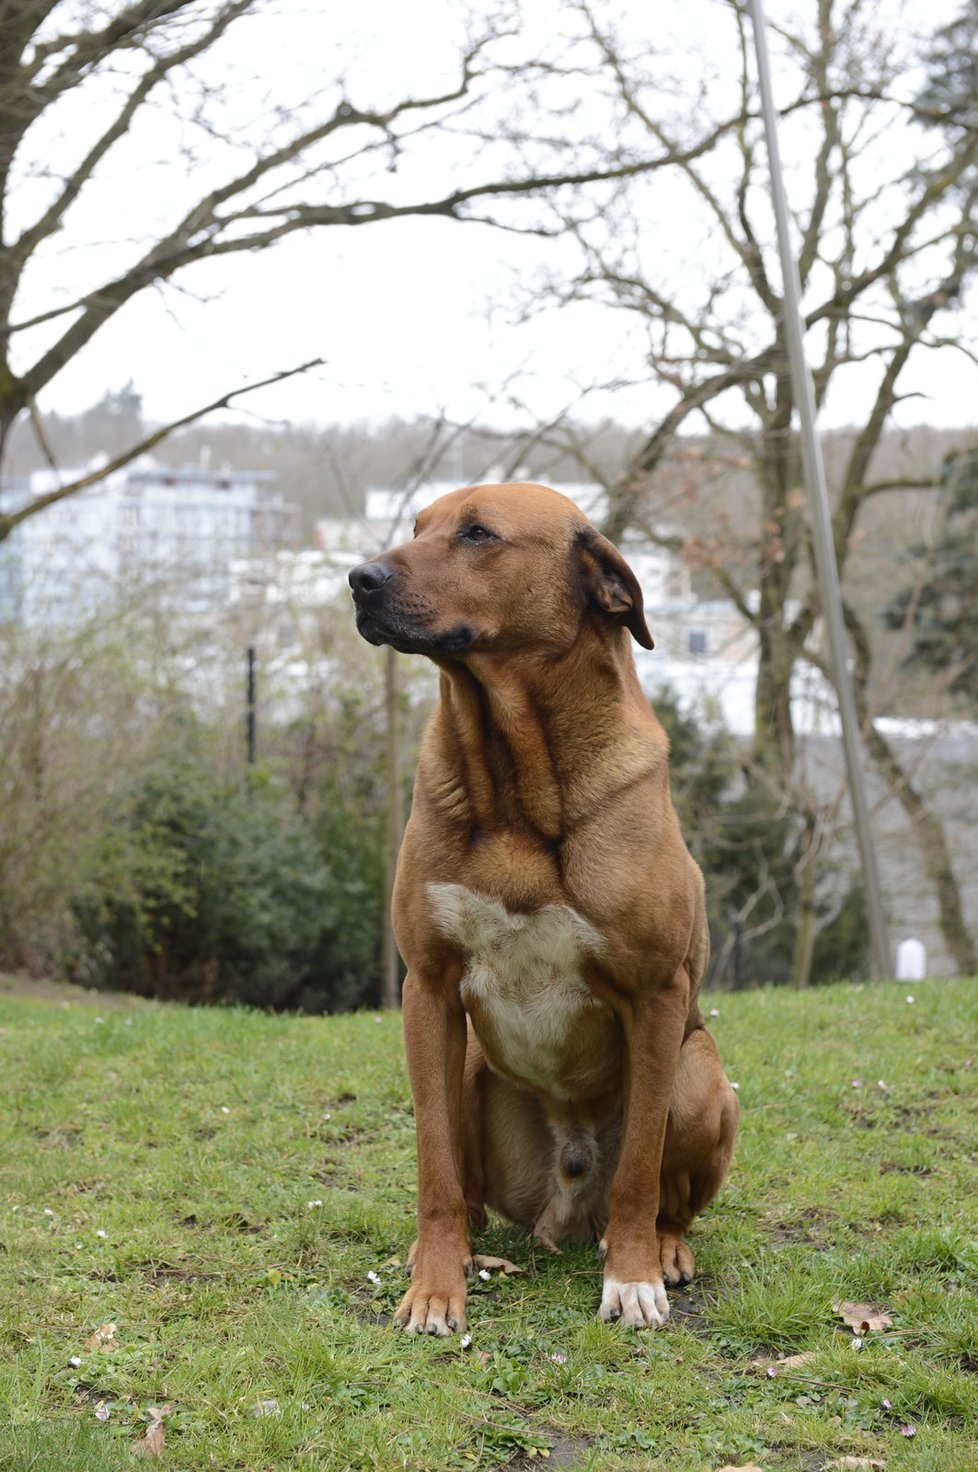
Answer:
[598,1278,669,1328]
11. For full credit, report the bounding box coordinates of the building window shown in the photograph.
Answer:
[688,628,708,655]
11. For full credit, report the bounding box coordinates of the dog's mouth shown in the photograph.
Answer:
[353,601,476,658]
[349,558,477,657]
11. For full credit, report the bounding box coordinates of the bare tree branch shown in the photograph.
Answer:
[0,357,324,539]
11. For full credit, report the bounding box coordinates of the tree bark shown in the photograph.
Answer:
[846,606,977,976]
[863,723,976,977]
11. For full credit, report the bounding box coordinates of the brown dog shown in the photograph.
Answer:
[349,482,738,1335]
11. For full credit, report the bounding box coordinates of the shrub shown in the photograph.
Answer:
[69,753,375,1011]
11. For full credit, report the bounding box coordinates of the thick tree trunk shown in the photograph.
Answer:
[790,808,819,989]
[864,724,976,976]
[845,605,976,976]
[753,615,797,786]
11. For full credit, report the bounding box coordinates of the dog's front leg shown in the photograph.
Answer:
[599,966,689,1329]
[394,969,472,1336]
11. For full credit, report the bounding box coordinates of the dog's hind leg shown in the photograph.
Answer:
[657,1025,739,1285]
[462,1035,555,1233]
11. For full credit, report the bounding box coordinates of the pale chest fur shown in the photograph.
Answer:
[427,882,619,1100]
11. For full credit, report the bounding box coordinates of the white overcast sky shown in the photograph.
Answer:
[12,0,975,437]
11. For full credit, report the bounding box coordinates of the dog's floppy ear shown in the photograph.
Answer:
[576,527,654,649]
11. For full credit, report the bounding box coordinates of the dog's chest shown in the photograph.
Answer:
[428,883,616,1099]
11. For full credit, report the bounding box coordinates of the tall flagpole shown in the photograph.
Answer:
[748,0,892,980]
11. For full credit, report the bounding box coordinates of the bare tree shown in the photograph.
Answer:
[517,0,978,976]
[0,0,739,537]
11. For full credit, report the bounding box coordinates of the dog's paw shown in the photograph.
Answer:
[598,1276,669,1329]
[393,1280,467,1337]
[658,1231,695,1286]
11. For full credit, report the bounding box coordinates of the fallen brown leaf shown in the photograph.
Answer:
[130,1405,169,1459]
[778,1352,817,1370]
[751,1351,816,1373]
[471,1254,523,1275]
[832,1300,893,1333]
[84,1322,119,1351]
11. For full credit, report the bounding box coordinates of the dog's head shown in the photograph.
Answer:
[348,482,653,658]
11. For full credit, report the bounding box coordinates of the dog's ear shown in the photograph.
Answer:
[576,527,654,649]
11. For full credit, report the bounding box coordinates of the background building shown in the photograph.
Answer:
[0,460,297,626]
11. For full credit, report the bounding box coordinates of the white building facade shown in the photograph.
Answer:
[0,461,296,626]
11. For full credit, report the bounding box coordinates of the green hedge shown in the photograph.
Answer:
[68,752,385,1013]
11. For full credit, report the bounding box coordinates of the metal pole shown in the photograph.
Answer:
[748,0,892,981]
[246,644,256,767]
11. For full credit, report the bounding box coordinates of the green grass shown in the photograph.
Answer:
[1,978,977,1471]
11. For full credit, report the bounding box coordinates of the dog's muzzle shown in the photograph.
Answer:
[348,560,475,655]
[349,559,397,646]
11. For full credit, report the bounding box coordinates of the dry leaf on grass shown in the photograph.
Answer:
[832,1300,893,1333]
[471,1254,523,1275]
[752,1351,816,1373]
[130,1405,169,1458]
[825,1458,886,1470]
[84,1322,119,1351]
[777,1352,817,1370]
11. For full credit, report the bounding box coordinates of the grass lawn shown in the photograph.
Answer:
[1,976,977,1471]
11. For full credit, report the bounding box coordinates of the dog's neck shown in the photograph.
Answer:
[430,627,663,842]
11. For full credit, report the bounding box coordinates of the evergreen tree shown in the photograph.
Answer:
[917,3,978,133]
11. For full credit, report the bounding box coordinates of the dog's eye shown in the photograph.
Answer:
[459,524,497,545]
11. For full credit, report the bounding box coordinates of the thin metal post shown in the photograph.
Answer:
[748,0,892,980]
[246,644,256,767]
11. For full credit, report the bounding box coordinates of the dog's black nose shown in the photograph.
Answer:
[349,561,393,596]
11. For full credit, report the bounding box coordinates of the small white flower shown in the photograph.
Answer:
[766,1365,778,1377]
[94,1403,110,1422]
[96,1230,107,1239]
[460,1333,472,1349]
[123,1019,132,1027]
[852,1336,863,1350]
[322,1111,331,1120]
[374,1016,382,1024]
[43,1208,55,1217]
[12,1205,20,1212]
[307,1199,323,1208]
[220,1106,231,1115]
[478,1268,491,1281]
[69,1356,82,1368]
[95,1017,104,1025]
[877,1079,889,1092]
[550,1351,568,1364]
[730,1081,740,1091]
[851,1078,863,1089]
[906,994,915,1004]
[709,1008,720,1018]
[367,1270,381,1284]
